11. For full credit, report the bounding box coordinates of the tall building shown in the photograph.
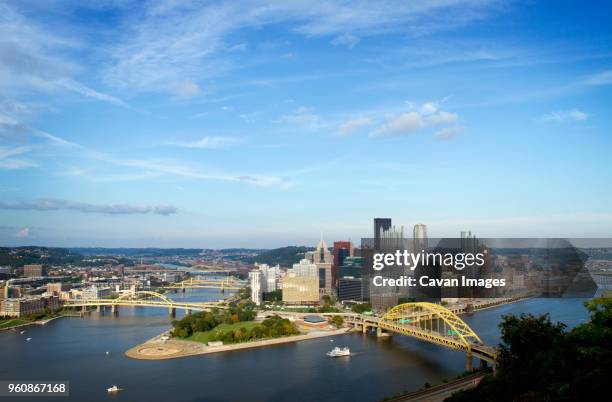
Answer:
[281,276,319,305]
[250,270,263,305]
[290,259,318,277]
[23,264,45,277]
[413,224,428,252]
[372,221,409,312]
[307,239,333,297]
[333,241,352,292]
[373,218,392,250]
[257,264,280,293]
[338,277,364,301]
[282,258,320,305]
[46,283,70,296]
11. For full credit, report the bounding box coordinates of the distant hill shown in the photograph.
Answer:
[68,248,204,257]
[241,246,313,267]
[0,246,83,267]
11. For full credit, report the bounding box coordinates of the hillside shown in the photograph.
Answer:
[241,246,313,267]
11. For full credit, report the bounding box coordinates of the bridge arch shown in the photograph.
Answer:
[114,290,174,305]
[380,302,483,350]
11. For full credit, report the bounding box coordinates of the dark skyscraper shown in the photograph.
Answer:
[373,218,392,250]
[333,241,352,291]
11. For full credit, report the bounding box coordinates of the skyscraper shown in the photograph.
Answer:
[333,241,352,292]
[250,270,263,306]
[373,218,392,250]
[311,238,333,296]
[413,224,428,252]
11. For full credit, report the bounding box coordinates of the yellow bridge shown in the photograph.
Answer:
[339,302,497,371]
[164,277,246,291]
[63,291,226,316]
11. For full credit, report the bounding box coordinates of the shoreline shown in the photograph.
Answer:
[124,295,533,361]
[125,327,353,360]
[0,312,78,331]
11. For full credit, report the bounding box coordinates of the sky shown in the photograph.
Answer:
[1,0,611,248]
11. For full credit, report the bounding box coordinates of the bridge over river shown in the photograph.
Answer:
[267,302,497,371]
[63,291,227,317]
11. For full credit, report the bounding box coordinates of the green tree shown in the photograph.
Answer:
[331,315,344,328]
[446,298,612,402]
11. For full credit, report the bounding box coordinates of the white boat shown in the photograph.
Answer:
[105,351,110,355]
[326,347,350,357]
[25,337,32,342]
[20,331,25,334]
[107,385,120,393]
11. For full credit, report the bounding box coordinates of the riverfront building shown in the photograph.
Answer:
[0,295,60,318]
[23,264,45,277]
[250,270,263,305]
[306,238,334,297]
[282,259,320,304]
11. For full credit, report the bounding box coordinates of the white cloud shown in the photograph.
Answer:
[584,69,612,86]
[15,228,30,238]
[171,81,203,100]
[330,34,360,48]
[338,117,371,136]
[370,102,459,138]
[280,106,320,126]
[99,0,501,96]
[169,136,237,149]
[0,198,178,216]
[540,109,589,122]
[433,125,464,140]
[0,3,128,107]
[0,145,36,170]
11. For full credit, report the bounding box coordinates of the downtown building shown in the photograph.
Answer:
[281,259,319,305]
[249,263,281,305]
[305,238,334,297]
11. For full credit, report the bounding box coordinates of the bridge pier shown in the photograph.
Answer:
[466,351,473,372]
[186,309,192,315]
[169,307,176,317]
[479,359,488,369]
[97,305,102,312]
[111,305,118,315]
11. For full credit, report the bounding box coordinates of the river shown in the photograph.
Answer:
[0,293,590,402]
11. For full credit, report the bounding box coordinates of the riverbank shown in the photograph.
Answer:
[0,311,79,331]
[125,327,353,360]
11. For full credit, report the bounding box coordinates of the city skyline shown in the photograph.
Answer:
[1,1,612,248]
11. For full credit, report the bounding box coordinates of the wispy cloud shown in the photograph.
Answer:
[15,228,30,238]
[0,145,36,170]
[279,106,320,127]
[168,136,238,149]
[100,0,501,97]
[433,125,464,140]
[338,117,371,136]
[0,198,178,216]
[370,102,458,137]
[330,34,360,48]
[584,69,612,86]
[540,109,589,122]
[0,2,127,107]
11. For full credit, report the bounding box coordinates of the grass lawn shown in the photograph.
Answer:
[188,321,262,344]
[0,318,30,330]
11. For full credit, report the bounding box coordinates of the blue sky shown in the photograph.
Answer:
[1,0,611,248]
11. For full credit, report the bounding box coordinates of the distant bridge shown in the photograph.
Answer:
[63,291,227,316]
[164,277,246,291]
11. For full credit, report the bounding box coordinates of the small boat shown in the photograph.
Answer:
[107,385,121,393]
[26,338,32,342]
[20,331,25,334]
[105,351,110,355]
[326,347,350,357]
